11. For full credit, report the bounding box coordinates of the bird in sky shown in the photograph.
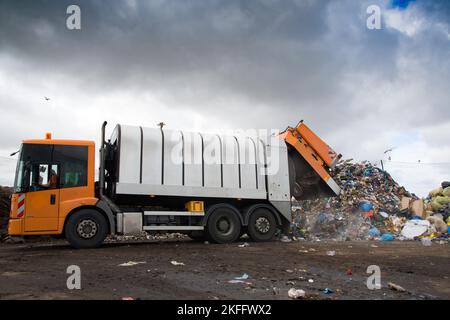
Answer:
[383,147,396,154]
[44,96,50,101]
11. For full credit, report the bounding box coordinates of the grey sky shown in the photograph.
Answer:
[0,0,449,196]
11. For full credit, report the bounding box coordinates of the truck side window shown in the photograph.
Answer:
[53,145,88,188]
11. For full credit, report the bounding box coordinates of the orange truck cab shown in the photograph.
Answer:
[8,135,114,239]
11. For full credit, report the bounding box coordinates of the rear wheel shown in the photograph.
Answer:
[65,209,108,249]
[206,205,241,244]
[247,208,277,242]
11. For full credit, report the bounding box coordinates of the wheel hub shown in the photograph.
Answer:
[77,219,98,239]
[255,217,270,234]
[217,218,231,233]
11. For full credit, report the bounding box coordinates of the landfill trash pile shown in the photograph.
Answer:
[290,160,449,242]
[426,182,450,222]
[0,186,13,238]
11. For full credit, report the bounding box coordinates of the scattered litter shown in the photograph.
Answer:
[388,282,406,292]
[121,297,135,300]
[280,235,292,243]
[228,280,252,285]
[326,250,336,256]
[272,287,280,295]
[286,269,294,273]
[170,260,185,266]
[346,267,353,276]
[107,231,187,243]
[118,261,146,267]
[370,244,378,248]
[308,279,314,283]
[229,275,252,285]
[2,236,25,244]
[323,288,334,294]
[238,242,249,248]
[288,288,306,299]
[421,238,432,246]
[234,273,249,280]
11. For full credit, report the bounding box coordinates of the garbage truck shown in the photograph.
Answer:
[8,121,341,248]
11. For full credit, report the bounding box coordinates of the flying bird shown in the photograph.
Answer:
[44,96,50,101]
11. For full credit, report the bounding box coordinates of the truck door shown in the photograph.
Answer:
[24,163,60,232]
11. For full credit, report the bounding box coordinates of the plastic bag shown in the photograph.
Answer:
[368,227,380,237]
[429,187,443,198]
[431,199,444,211]
[380,233,394,241]
[436,196,450,205]
[443,187,450,197]
[401,220,430,239]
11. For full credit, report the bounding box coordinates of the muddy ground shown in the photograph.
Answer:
[0,238,448,300]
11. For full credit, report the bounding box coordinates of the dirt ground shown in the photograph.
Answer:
[0,238,448,300]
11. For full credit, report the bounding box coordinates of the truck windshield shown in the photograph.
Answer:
[13,143,88,193]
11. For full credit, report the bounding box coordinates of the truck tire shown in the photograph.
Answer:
[247,208,277,242]
[206,205,241,244]
[65,209,108,249]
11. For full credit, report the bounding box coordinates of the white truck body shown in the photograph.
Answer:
[110,124,291,220]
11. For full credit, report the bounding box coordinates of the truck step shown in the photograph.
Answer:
[143,211,205,216]
[143,226,204,231]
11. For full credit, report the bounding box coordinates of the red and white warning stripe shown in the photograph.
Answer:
[17,194,25,218]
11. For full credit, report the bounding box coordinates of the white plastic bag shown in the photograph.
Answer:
[400,220,430,239]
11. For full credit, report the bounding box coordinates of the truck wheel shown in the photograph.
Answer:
[247,208,277,242]
[206,206,241,244]
[65,209,108,249]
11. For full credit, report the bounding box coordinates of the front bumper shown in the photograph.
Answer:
[7,218,24,235]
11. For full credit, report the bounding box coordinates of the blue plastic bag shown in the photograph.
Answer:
[317,212,326,224]
[368,227,381,237]
[359,202,374,212]
[363,168,373,177]
[380,233,394,241]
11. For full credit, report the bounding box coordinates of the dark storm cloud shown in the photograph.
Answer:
[0,0,449,193]
[0,0,406,130]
